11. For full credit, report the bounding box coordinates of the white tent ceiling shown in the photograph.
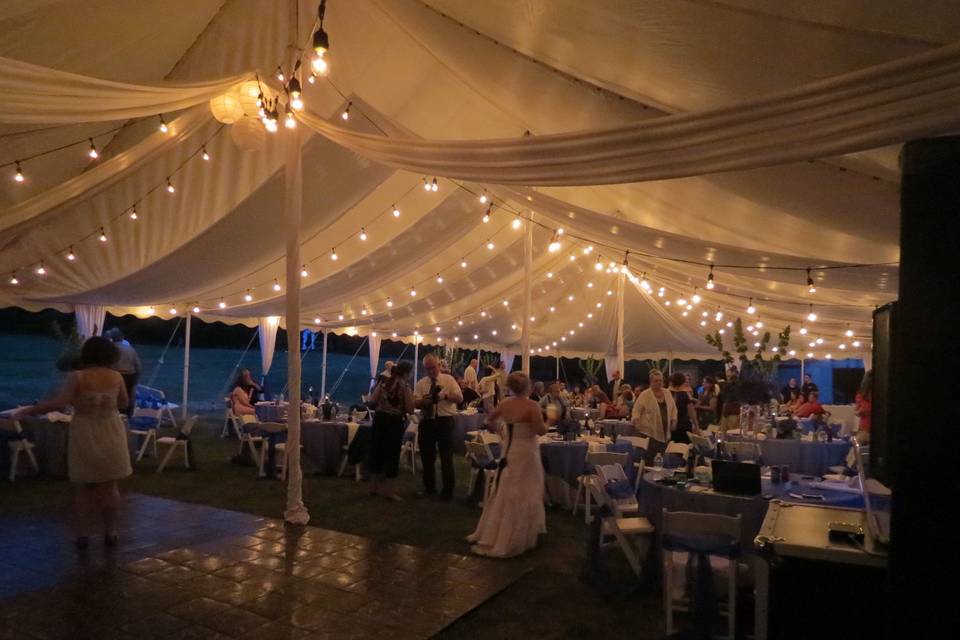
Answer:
[2,0,949,359]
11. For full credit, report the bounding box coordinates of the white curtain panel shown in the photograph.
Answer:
[603,355,619,383]
[368,332,383,387]
[74,303,106,338]
[258,316,279,376]
[500,349,515,373]
[296,41,960,185]
[0,56,249,124]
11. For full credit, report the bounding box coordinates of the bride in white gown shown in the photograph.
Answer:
[468,372,547,558]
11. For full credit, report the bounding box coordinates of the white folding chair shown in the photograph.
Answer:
[689,432,715,458]
[236,414,264,468]
[137,385,177,428]
[221,397,236,438]
[156,415,197,473]
[661,510,744,640]
[479,430,502,446]
[587,463,654,576]
[665,441,692,457]
[465,441,498,506]
[399,418,419,475]
[129,405,161,461]
[1,419,39,482]
[255,422,289,478]
[337,421,363,481]
[573,451,630,524]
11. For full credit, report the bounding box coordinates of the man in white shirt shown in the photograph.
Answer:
[108,328,142,417]
[414,354,463,499]
[463,358,478,392]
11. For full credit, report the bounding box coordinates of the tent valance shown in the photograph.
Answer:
[0,56,249,124]
[296,42,960,185]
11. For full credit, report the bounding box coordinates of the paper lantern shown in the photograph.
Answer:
[230,116,266,151]
[238,80,269,117]
[208,92,243,124]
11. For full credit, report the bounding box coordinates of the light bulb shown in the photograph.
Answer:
[546,272,553,278]
[746,298,756,314]
[341,103,351,120]
[502,299,509,306]
[816,337,824,345]
[481,311,487,317]
[330,248,338,261]
[486,241,495,250]
[192,306,200,313]
[300,266,309,277]
[682,311,689,317]
[410,288,417,297]
[492,330,497,336]
[479,192,487,204]
[9,273,18,285]
[692,293,702,304]
[66,248,76,261]
[88,139,98,159]
[291,97,303,111]
[218,300,227,309]
[339,314,344,321]
[845,326,854,337]
[264,117,278,133]
[361,307,368,316]
[387,298,393,307]
[460,259,467,268]
[166,178,175,193]
[807,305,817,322]
[129,206,138,220]
[715,311,723,321]
[272,280,281,292]
[423,179,431,191]
[244,292,253,302]
[276,67,285,82]
[594,260,603,271]
[678,298,687,306]
[756,321,764,328]
[706,266,715,289]
[308,74,316,84]
[474,334,479,340]
[392,205,400,217]
[436,274,443,283]
[852,340,862,347]
[314,318,321,325]
[482,214,490,223]
[356,227,367,241]
[311,55,328,75]
[431,178,438,192]
[158,115,168,133]
[587,282,594,288]
[807,268,816,294]
[13,162,24,183]
[719,329,725,335]
[512,217,521,230]
[98,228,107,243]
[458,319,463,325]
[170,307,177,315]
[549,306,555,312]
[284,112,296,129]
[807,352,814,359]
[548,239,561,252]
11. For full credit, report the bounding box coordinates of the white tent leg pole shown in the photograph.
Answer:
[800,357,805,383]
[320,330,328,399]
[181,310,191,420]
[414,340,420,380]
[556,353,560,380]
[521,219,532,373]
[282,96,308,526]
[617,272,625,379]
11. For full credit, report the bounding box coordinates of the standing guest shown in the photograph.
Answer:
[780,378,799,403]
[230,369,260,417]
[668,372,698,443]
[16,336,132,549]
[717,367,741,430]
[614,389,635,418]
[414,354,463,500]
[605,370,623,401]
[478,366,500,414]
[463,358,479,392]
[375,360,395,386]
[855,371,872,442]
[695,376,719,427]
[801,374,818,400]
[569,385,584,407]
[107,329,142,417]
[530,381,545,403]
[467,372,546,558]
[682,373,698,398]
[495,361,509,399]
[631,370,677,460]
[539,381,570,423]
[368,361,414,501]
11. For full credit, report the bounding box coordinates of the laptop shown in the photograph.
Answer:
[853,439,891,548]
[711,459,762,495]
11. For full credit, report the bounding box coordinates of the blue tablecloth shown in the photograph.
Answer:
[640,470,863,551]
[725,435,851,476]
[598,419,634,438]
[254,402,288,422]
[570,407,601,422]
[453,412,485,454]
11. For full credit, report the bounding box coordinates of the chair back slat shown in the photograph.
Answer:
[662,509,742,540]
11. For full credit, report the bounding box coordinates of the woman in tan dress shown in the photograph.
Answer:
[16,336,132,549]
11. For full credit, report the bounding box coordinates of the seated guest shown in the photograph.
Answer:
[459,377,481,408]
[855,371,872,442]
[613,389,634,418]
[539,381,570,424]
[780,377,799,403]
[785,388,804,414]
[231,369,260,416]
[569,385,584,407]
[794,390,829,418]
[530,381,545,403]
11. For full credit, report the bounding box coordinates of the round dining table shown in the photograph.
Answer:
[724,434,851,476]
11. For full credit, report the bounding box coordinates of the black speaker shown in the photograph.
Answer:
[870,302,898,487]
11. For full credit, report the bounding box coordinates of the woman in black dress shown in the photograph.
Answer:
[668,372,698,443]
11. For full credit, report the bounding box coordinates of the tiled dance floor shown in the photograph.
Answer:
[0,495,526,639]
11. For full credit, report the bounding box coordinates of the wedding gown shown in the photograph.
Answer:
[468,421,546,558]
[68,373,133,483]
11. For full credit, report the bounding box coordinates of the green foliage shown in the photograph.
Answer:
[578,355,604,384]
[51,319,82,372]
[704,318,793,382]
[645,358,671,373]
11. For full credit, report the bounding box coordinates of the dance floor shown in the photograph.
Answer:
[0,494,527,639]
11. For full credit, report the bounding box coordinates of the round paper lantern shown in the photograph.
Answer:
[230,116,266,151]
[238,80,270,117]
[208,92,243,124]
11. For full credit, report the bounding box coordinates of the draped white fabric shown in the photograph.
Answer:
[3,0,942,363]
[500,350,515,374]
[603,356,619,385]
[368,332,383,387]
[0,55,248,124]
[295,42,960,185]
[258,317,279,376]
[74,303,106,339]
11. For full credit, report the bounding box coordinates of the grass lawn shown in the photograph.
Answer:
[0,418,664,638]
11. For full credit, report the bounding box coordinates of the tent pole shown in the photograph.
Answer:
[181,310,191,420]
[282,84,308,525]
[617,272,625,379]
[320,330,328,399]
[800,357,805,383]
[556,352,560,380]
[521,219,532,373]
[414,339,420,381]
